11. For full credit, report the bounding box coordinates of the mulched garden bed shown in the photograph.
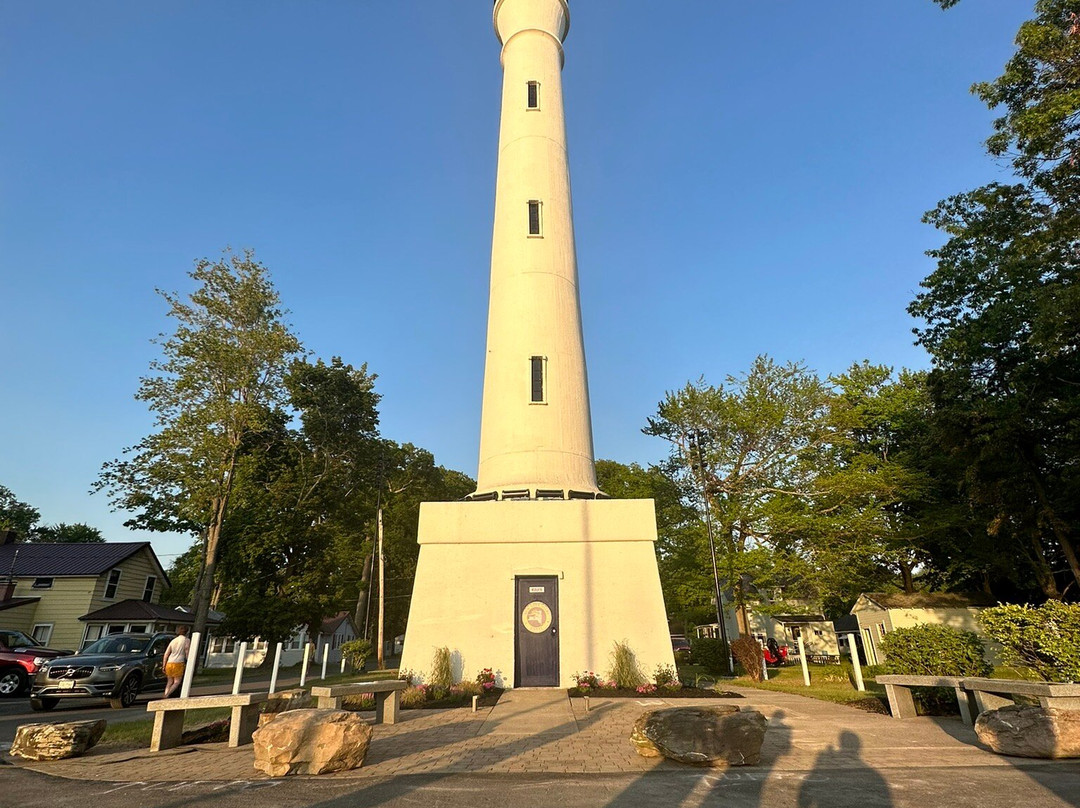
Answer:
[342,688,504,711]
[568,687,742,699]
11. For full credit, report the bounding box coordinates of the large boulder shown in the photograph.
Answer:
[631,706,767,766]
[975,705,1080,759]
[10,720,106,761]
[252,709,372,777]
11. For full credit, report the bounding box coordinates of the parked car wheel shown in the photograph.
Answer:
[0,668,27,696]
[30,697,58,711]
[110,674,141,709]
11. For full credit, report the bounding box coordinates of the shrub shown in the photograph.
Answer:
[608,642,647,689]
[340,639,373,672]
[452,681,482,697]
[653,664,680,691]
[401,685,428,707]
[476,668,497,691]
[573,671,602,690]
[689,637,730,675]
[878,624,992,678]
[398,668,420,685]
[431,646,454,689]
[731,637,764,682]
[979,602,1080,683]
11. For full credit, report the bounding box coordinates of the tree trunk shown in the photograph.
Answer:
[353,551,373,635]
[193,453,238,643]
[898,560,915,594]
[1029,470,1080,592]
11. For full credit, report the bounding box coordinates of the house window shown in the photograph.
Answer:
[32,577,53,590]
[528,200,542,236]
[82,625,104,649]
[142,576,156,603]
[106,624,127,635]
[877,622,887,640]
[31,624,53,645]
[128,624,148,634]
[527,81,540,109]
[104,569,122,600]
[530,356,546,403]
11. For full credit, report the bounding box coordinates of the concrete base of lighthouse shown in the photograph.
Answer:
[399,499,676,689]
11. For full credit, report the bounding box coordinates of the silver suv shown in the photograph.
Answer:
[30,632,173,710]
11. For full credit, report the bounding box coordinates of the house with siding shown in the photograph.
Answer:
[850,592,997,666]
[0,541,171,651]
[206,612,359,669]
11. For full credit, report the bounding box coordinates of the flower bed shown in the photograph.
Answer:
[567,686,742,699]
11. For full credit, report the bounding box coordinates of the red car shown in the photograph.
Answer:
[0,629,74,696]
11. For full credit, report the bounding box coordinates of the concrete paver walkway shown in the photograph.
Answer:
[9,684,1080,796]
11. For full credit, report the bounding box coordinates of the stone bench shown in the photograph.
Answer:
[875,675,979,725]
[309,680,408,725]
[146,693,269,752]
[961,678,1080,714]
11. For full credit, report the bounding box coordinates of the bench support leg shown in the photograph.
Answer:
[375,691,400,725]
[229,704,261,747]
[973,691,1012,714]
[954,687,978,726]
[151,710,185,752]
[884,684,918,719]
[316,695,343,710]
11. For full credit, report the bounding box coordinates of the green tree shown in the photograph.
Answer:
[911,0,1080,597]
[0,485,39,541]
[644,356,834,633]
[29,522,105,543]
[97,249,303,639]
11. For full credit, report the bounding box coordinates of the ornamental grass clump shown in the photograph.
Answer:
[979,602,1080,683]
[653,664,681,691]
[731,636,765,682]
[608,641,646,689]
[879,624,992,678]
[431,646,454,689]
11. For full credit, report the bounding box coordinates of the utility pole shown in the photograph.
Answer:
[690,431,732,673]
[377,503,385,669]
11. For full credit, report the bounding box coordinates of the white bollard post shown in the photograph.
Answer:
[798,636,811,687]
[321,643,329,680]
[300,643,311,687]
[180,632,201,699]
[760,644,769,681]
[269,642,283,694]
[848,634,865,692]
[231,641,247,695]
[340,653,347,674]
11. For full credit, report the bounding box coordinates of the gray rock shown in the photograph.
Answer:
[10,720,106,761]
[975,705,1080,759]
[630,706,766,766]
[252,709,372,776]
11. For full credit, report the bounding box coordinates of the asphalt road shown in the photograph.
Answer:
[0,673,311,745]
[2,765,1080,808]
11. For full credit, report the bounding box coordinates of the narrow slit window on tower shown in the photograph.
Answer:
[527,81,540,110]
[530,356,546,403]
[528,200,542,236]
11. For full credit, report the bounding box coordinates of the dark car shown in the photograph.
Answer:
[0,629,74,697]
[30,632,173,710]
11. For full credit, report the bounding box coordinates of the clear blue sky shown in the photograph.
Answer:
[1,1,1030,566]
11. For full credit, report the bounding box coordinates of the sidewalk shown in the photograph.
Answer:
[10,685,1080,783]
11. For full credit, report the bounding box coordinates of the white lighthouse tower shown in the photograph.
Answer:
[400,0,675,688]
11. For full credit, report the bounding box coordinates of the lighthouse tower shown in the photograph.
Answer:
[400,0,674,689]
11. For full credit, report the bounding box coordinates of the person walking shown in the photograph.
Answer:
[163,625,191,698]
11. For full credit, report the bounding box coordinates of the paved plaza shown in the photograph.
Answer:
[3,685,1080,807]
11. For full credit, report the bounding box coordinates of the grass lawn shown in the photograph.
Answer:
[99,707,233,750]
[734,664,887,706]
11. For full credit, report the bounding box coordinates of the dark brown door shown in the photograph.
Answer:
[515,576,559,687]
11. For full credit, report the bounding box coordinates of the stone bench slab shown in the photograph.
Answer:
[310,680,406,724]
[146,693,269,711]
[877,676,978,725]
[876,675,964,688]
[961,678,1080,712]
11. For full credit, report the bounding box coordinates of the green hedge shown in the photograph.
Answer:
[878,624,991,677]
[979,602,1080,683]
[689,637,730,675]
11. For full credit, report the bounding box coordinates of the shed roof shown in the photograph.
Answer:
[854,592,995,612]
[0,542,169,584]
[80,599,223,625]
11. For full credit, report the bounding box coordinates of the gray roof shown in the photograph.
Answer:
[0,542,168,583]
[855,592,995,611]
[81,599,223,625]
